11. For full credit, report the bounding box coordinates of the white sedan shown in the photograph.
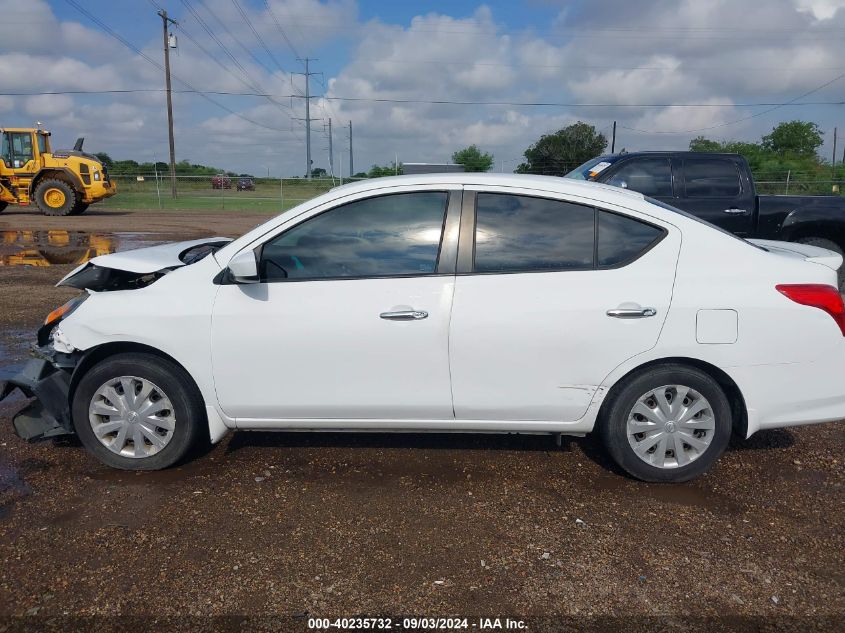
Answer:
[2,174,844,482]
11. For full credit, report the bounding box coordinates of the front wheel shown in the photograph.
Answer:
[599,364,732,482]
[72,353,205,470]
[0,202,7,214]
[34,179,78,216]
[69,201,89,215]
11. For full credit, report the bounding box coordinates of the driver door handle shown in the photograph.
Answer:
[723,207,748,215]
[380,310,428,321]
[606,307,657,318]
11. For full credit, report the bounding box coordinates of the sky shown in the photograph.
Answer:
[1,0,844,176]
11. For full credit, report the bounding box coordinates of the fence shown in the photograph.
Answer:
[105,172,842,213]
[107,174,362,212]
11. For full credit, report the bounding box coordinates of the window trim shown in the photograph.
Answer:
[254,190,458,284]
[682,157,744,198]
[456,191,667,276]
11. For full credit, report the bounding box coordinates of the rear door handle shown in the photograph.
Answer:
[606,307,657,318]
[723,207,748,215]
[380,310,428,321]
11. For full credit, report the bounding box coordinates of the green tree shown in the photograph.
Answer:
[310,167,327,177]
[762,120,823,158]
[93,152,113,167]
[516,122,607,176]
[688,137,723,152]
[452,144,494,172]
[367,163,403,178]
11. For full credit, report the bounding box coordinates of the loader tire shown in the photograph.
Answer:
[70,202,89,216]
[34,179,78,216]
[0,202,7,214]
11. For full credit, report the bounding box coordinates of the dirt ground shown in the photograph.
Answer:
[0,206,843,632]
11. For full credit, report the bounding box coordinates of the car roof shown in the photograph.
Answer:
[332,173,645,203]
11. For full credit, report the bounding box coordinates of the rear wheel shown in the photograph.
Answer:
[34,179,77,216]
[599,364,732,482]
[72,353,205,470]
[794,237,844,291]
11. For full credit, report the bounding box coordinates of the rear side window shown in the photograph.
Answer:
[474,193,595,272]
[597,211,664,266]
[684,159,741,197]
[473,193,664,273]
[606,158,672,197]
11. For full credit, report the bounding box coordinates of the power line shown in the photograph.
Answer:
[230,0,287,75]
[63,0,291,133]
[619,69,845,134]
[264,0,303,61]
[5,88,843,110]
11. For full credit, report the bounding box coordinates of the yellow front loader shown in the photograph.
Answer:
[0,127,116,216]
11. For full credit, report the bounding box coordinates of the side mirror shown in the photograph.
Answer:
[227,249,259,284]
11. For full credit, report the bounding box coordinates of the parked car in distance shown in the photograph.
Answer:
[211,174,232,189]
[237,177,255,191]
[2,174,844,482]
[567,152,845,288]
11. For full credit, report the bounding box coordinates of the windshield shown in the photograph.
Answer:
[564,156,618,180]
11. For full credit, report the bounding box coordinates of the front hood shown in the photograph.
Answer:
[57,237,231,289]
[748,238,843,272]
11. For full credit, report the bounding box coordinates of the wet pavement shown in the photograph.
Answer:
[0,209,842,630]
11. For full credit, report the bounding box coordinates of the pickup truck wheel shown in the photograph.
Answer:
[72,353,205,470]
[599,364,732,483]
[34,179,77,216]
[794,237,845,291]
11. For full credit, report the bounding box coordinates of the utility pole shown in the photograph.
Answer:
[611,120,617,154]
[832,127,838,181]
[327,118,334,178]
[295,58,318,179]
[348,120,353,178]
[158,10,178,198]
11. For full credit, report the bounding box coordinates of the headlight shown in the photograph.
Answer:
[44,293,89,327]
[94,171,101,181]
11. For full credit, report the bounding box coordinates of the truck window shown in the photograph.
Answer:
[9,132,34,166]
[0,133,10,166]
[606,158,672,197]
[684,158,741,197]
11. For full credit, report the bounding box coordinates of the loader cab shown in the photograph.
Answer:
[1,128,49,171]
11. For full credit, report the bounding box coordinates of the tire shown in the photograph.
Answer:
[34,179,78,216]
[72,352,205,470]
[0,202,7,214]
[598,364,732,483]
[69,202,89,216]
[794,237,844,291]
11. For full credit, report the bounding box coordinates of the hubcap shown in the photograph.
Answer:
[88,376,176,458]
[44,188,66,208]
[626,384,715,469]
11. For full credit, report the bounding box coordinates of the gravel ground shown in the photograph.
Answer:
[0,207,843,632]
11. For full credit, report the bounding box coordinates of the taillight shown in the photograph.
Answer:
[776,284,845,336]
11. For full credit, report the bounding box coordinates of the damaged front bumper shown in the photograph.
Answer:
[0,351,77,441]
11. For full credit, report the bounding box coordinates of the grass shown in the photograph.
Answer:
[105,178,338,212]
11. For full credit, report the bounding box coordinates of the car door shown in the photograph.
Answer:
[603,155,676,206]
[679,156,755,235]
[211,187,461,423]
[448,188,681,422]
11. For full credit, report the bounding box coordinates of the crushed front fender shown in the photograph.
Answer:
[0,359,73,440]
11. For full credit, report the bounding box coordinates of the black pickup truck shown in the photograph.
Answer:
[566,152,845,286]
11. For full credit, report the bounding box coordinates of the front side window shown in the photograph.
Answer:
[684,158,741,197]
[260,191,448,281]
[10,133,33,165]
[606,158,673,197]
[36,133,48,154]
[474,193,595,272]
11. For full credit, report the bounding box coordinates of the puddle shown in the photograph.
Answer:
[0,230,170,267]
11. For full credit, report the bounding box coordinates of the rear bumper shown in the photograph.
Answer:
[727,350,845,436]
[0,359,73,440]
